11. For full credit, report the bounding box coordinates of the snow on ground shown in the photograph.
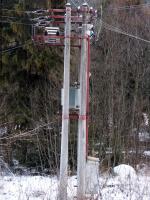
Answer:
[98,174,150,200]
[113,164,137,180]
[0,170,150,200]
[0,176,58,200]
[143,151,150,157]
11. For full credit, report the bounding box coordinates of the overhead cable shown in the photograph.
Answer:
[95,5,103,41]
[0,121,57,141]
[107,3,150,10]
[1,16,19,19]
[0,121,14,127]
[1,8,28,13]
[1,40,32,54]
[0,20,34,26]
[101,20,150,44]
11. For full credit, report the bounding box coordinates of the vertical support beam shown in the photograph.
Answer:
[59,3,71,200]
[86,36,90,156]
[47,0,51,8]
[32,25,35,37]
[77,3,89,199]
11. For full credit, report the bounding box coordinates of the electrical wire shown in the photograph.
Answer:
[0,20,34,26]
[0,121,58,141]
[0,121,14,127]
[1,40,33,54]
[1,16,20,19]
[1,8,48,16]
[101,20,150,44]
[0,20,35,54]
[95,5,103,41]
[1,8,36,14]
[107,3,150,10]
[1,8,29,13]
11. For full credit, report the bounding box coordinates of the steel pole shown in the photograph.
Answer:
[77,3,89,199]
[59,3,71,200]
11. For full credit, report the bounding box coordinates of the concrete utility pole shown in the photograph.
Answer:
[77,3,89,199]
[59,3,71,200]
[47,0,51,9]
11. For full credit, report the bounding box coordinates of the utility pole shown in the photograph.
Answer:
[47,0,51,9]
[19,0,25,8]
[77,3,89,199]
[59,3,71,200]
[32,2,97,199]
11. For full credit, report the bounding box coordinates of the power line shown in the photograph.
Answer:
[1,16,20,19]
[95,5,103,41]
[107,3,150,10]
[1,16,18,19]
[1,39,64,54]
[0,20,34,26]
[0,121,57,141]
[1,8,31,13]
[1,40,33,54]
[101,20,150,44]
[1,8,48,14]
[0,121,14,127]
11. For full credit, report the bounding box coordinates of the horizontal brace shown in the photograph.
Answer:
[33,35,88,40]
[48,9,66,13]
[62,115,69,120]
[48,15,65,19]
[48,16,83,19]
[50,20,92,24]
[34,43,81,48]
[62,114,79,120]
[50,21,65,24]
[79,115,88,120]
[47,9,97,14]
[47,9,78,13]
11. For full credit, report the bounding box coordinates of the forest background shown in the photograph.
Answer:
[0,0,150,175]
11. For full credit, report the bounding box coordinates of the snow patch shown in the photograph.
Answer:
[139,131,150,141]
[143,151,150,156]
[113,164,137,180]
[0,172,150,200]
[143,113,149,125]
